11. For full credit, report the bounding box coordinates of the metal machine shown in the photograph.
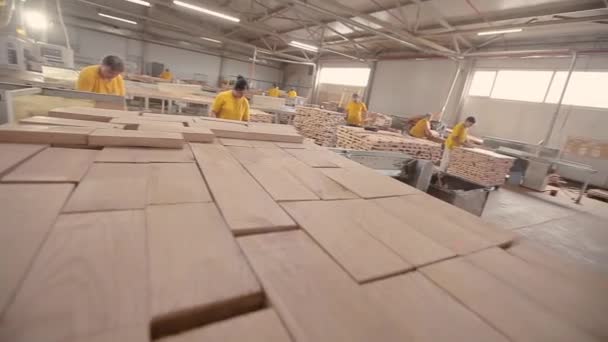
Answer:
[0,35,74,72]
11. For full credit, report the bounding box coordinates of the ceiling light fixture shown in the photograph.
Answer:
[24,11,48,31]
[288,40,318,52]
[173,0,240,22]
[200,36,221,44]
[98,13,137,25]
[477,28,523,36]
[125,0,150,7]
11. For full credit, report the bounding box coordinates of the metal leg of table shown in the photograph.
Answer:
[144,97,149,110]
[576,175,591,204]
[161,100,165,113]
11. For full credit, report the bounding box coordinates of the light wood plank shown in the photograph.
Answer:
[0,143,47,175]
[2,147,98,183]
[420,257,597,342]
[138,123,214,143]
[147,163,212,204]
[20,115,126,129]
[0,124,94,145]
[0,210,148,342]
[193,121,303,143]
[141,113,197,123]
[0,184,73,316]
[49,106,140,122]
[219,138,253,147]
[63,163,149,212]
[89,128,184,149]
[321,167,420,198]
[95,146,194,163]
[282,160,358,200]
[147,203,263,337]
[284,148,339,167]
[109,117,186,129]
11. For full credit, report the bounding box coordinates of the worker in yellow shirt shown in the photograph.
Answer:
[159,68,173,81]
[211,78,250,121]
[267,84,280,97]
[345,93,367,126]
[440,116,476,172]
[287,88,297,98]
[76,55,126,96]
[409,113,433,139]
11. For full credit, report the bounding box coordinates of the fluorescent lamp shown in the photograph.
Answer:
[98,13,137,25]
[125,0,150,6]
[173,0,240,22]
[288,40,318,52]
[24,11,47,31]
[477,28,522,36]
[200,36,221,44]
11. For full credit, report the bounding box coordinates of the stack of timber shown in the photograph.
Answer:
[364,112,393,130]
[447,148,516,187]
[249,109,274,123]
[293,106,345,147]
[337,126,442,161]
[252,95,285,110]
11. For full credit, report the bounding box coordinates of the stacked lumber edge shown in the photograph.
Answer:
[249,109,274,123]
[364,111,393,130]
[293,106,345,147]
[1,105,606,342]
[447,147,516,187]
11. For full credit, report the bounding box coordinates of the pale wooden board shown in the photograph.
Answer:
[147,163,212,205]
[193,121,303,143]
[467,247,608,339]
[372,196,497,255]
[282,160,358,200]
[0,210,148,342]
[0,124,94,145]
[2,147,98,183]
[321,167,421,198]
[0,184,73,316]
[63,163,149,212]
[147,203,263,337]
[109,117,186,129]
[49,106,140,122]
[190,143,296,235]
[363,272,509,342]
[138,123,215,143]
[193,116,249,126]
[20,115,126,129]
[141,113,197,123]
[0,143,47,175]
[157,309,291,342]
[237,230,410,342]
[420,257,596,342]
[88,128,185,149]
[95,146,195,163]
[274,141,307,149]
[284,148,339,167]
[219,138,254,147]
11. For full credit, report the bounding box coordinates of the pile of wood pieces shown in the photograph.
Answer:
[364,112,393,130]
[587,188,608,201]
[447,147,516,187]
[293,106,345,147]
[320,101,339,112]
[249,109,274,123]
[2,105,607,341]
[337,126,442,161]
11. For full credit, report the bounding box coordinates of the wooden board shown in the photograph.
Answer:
[190,143,296,235]
[0,124,94,145]
[219,138,254,147]
[0,210,148,342]
[194,121,303,143]
[147,203,263,337]
[63,163,149,212]
[49,106,140,122]
[282,160,358,200]
[138,123,214,143]
[2,147,98,183]
[193,116,249,126]
[363,272,508,342]
[95,146,195,163]
[141,112,197,123]
[284,148,339,168]
[372,196,497,255]
[0,183,73,316]
[321,167,420,198]
[88,128,185,149]
[237,230,409,342]
[467,247,608,339]
[420,257,596,342]
[20,115,126,129]
[0,143,47,176]
[147,163,212,205]
[109,117,186,129]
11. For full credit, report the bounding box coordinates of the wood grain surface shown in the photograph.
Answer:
[0,143,47,175]
[147,163,212,204]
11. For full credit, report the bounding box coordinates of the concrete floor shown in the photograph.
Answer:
[482,184,608,274]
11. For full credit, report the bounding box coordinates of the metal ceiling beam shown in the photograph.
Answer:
[411,0,472,47]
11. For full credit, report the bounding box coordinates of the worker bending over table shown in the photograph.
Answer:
[267,84,280,97]
[211,77,250,121]
[440,116,476,172]
[159,68,173,81]
[409,113,433,139]
[288,88,298,98]
[345,93,368,127]
[77,55,126,96]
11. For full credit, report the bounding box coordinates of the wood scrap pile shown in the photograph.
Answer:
[364,112,393,130]
[293,106,345,147]
[249,109,274,123]
[447,147,516,187]
[337,126,442,161]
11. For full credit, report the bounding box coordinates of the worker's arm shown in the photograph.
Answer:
[424,120,432,138]
[210,95,223,118]
[242,100,250,122]
[116,76,126,97]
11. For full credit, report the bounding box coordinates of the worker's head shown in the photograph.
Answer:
[424,113,432,119]
[233,78,249,98]
[165,68,170,72]
[464,116,476,128]
[99,55,125,80]
[273,83,278,88]
[236,75,245,82]
[352,93,360,103]
[290,88,295,92]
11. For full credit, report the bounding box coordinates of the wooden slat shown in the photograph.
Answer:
[190,143,296,235]
[282,161,358,200]
[284,148,339,167]
[193,121,303,143]
[95,146,195,163]
[467,247,608,339]
[0,125,94,145]
[237,230,410,342]
[321,167,420,198]
[63,163,149,212]
[0,183,73,316]
[156,309,291,342]
[219,138,254,147]
[0,143,47,175]
[147,163,212,205]
[49,106,140,122]
[420,257,597,342]
[138,123,214,143]
[2,147,98,183]
[0,210,148,342]
[141,113,197,123]
[20,115,126,129]
[363,272,509,342]
[109,117,186,129]
[88,128,184,149]
[372,196,496,255]
[147,203,263,337]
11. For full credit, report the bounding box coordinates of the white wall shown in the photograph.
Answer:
[283,64,313,97]
[220,59,283,88]
[145,43,221,82]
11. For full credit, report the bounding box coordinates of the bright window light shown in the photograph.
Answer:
[24,11,47,31]
[491,70,553,102]
[98,13,137,25]
[200,36,221,44]
[544,71,567,104]
[477,28,523,36]
[173,1,240,22]
[468,71,496,96]
[125,0,150,6]
[318,67,371,87]
[546,71,608,109]
[288,41,318,52]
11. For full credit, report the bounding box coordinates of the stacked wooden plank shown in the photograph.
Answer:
[248,109,274,123]
[251,95,285,109]
[447,148,516,187]
[337,126,442,161]
[364,112,393,130]
[293,106,345,147]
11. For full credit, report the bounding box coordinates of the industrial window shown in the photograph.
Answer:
[318,67,371,87]
[468,71,496,96]
[545,71,608,109]
[490,70,553,102]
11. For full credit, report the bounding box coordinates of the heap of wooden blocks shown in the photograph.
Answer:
[249,109,274,123]
[447,147,516,187]
[293,106,345,147]
[337,126,442,161]
[365,112,393,130]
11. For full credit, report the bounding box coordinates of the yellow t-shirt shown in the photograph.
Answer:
[76,65,125,96]
[287,90,297,98]
[445,122,468,150]
[409,118,429,138]
[267,87,280,97]
[159,71,173,80]
[346,101,367,126]
[211,90,250,121]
